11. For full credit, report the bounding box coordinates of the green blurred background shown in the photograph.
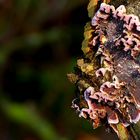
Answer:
[0,0,117,140]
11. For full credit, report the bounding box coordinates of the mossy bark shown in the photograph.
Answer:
[68,0,140,140]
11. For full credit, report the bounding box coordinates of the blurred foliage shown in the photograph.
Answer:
[0,0,117,140]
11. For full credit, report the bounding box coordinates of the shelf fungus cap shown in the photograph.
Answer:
[107,111,119,124]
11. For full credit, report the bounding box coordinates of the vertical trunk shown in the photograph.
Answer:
[88,0,140,140]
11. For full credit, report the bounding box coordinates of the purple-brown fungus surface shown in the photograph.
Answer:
[70,3,140,129]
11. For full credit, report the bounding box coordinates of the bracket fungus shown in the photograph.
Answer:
[68,1,140,137]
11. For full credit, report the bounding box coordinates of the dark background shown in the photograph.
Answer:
[0,0,117,140]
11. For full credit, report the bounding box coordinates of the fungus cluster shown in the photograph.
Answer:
[91,3,140,59]
[71,3,140,129]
